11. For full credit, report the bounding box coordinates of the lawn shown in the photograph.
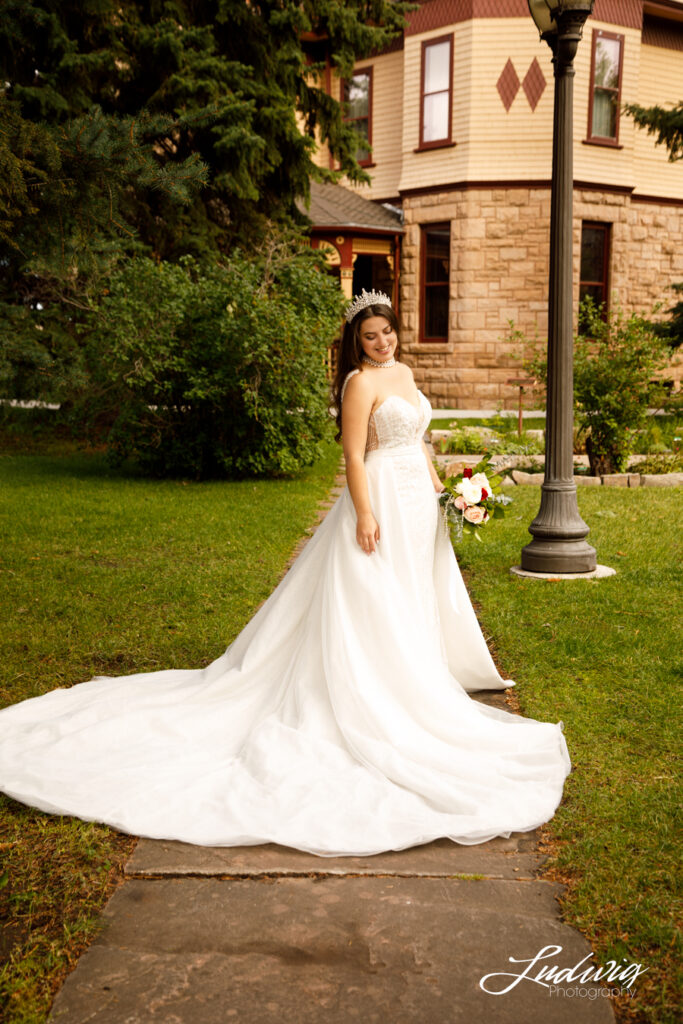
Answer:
[0,443,342,1023]
[0,448,680,1024]
[456,484,681,1024]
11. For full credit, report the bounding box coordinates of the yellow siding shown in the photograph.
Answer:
[573,22,641,190]
[398,24,470,194]
[344,49,405,201]
[633,42,683,198]
[311,14,683,202]
[313,51,404,201]
[464,19,555,181]
[306,69,332,173]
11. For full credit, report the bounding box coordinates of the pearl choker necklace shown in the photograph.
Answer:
[362,355,396,368]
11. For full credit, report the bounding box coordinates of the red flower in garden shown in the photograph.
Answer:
[463,467,473,478]
[481,488,488,499]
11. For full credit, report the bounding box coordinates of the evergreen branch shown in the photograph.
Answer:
[623,101,683,161]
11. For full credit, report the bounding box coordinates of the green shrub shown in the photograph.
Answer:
[635,451,683,474]
[523,299,675,475]
[93,243,344,479]
[630,414,683,455]
[438,425,545,456]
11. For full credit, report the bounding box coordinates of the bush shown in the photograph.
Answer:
[93,241,344,478]
[438,425,545,456]
[523,299,675,475]
[635,450,683,474]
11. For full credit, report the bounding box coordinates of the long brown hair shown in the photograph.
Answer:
[331,304,400,441]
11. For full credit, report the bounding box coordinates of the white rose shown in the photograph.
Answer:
[455,478,482,504]
[470,472,491,491]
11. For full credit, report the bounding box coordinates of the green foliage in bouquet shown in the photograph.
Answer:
[438,455,513,544]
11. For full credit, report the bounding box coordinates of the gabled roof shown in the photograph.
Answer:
[299,181,403,234]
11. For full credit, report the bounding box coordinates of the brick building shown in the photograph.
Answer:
[308,0,683,408]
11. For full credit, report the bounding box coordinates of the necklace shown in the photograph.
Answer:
[362,355,396,368]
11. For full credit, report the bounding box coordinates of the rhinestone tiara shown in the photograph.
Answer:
[344,288,392,323]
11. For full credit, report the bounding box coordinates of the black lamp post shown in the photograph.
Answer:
[520,0,597,574]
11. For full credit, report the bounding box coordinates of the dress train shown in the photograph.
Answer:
[0,390,571,855]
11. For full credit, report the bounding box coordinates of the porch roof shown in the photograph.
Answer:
[299,181,403,235]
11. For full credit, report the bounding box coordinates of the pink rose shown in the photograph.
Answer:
[464,505,486,524]
[454,495,468,511]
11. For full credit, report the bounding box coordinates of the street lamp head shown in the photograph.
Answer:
[527,1,595,39]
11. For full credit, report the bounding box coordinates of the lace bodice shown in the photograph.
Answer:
[341,369,432,455]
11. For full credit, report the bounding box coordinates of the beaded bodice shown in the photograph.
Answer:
[341,369,432,455]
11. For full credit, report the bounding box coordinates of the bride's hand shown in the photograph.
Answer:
[356,512,380,555]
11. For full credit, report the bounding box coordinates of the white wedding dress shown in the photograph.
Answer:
[0,383,571,856]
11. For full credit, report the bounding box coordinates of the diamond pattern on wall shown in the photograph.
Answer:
[522,58,546,112]
[496,59,520,112]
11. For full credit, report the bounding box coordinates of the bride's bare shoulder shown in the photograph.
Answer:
[398,362,416,384]
[342,367,370,397]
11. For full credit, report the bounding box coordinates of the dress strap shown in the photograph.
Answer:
[340,368,361,404]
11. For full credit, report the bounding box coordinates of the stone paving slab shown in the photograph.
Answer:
[124,833,545,881]
[49,876,614,1024]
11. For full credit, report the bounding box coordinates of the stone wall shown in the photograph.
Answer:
[399,185,683,410]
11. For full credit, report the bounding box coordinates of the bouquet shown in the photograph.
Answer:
[438,455,513,542]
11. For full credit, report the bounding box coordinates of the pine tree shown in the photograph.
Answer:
[624,100,683,162]
[0,0,412,281]
[0,0,412,404]
[624,99,683,348]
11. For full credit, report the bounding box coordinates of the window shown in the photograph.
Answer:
[587,30,624,145]
[342,68,372,165]
[419,35,453,149]
[579,222,610,328]
[421,223,450,342]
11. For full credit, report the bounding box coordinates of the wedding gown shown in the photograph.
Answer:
[0,383,571,856]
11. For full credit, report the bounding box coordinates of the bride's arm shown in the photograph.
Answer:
[422,440,445,493]
[341,376,380,555]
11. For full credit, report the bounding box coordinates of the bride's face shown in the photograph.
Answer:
[358,316,398,363]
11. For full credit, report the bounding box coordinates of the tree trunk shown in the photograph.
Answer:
[585,433,617,476]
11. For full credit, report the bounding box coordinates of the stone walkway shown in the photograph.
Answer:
[47,463,615,1024]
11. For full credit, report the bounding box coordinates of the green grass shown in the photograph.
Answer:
[456,485,681,1024]
[0,443,342,1023]
[429,411,683,454]
[1,448,680,1024]
[429,415,548,432]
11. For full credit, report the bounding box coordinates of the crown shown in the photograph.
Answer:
[344,288,392,323]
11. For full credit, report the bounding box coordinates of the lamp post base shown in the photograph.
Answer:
[520,535,597,574]
[511,563,613,580]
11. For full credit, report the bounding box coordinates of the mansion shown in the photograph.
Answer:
[304,0,683,409]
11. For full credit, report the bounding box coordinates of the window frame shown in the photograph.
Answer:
[420,221,451,344]
[586,29,624,148]
[579,221,611,325]
[341,65,374,168]
[417,34,454,152]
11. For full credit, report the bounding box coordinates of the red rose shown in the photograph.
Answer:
[481,487,488,499]
[463,467,473,478]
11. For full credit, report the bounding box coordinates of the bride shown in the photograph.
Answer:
[0,290,571,857]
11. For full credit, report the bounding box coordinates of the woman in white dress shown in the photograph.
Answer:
[0,290,571,857]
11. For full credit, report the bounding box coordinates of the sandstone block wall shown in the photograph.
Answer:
[399,185,683,410]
